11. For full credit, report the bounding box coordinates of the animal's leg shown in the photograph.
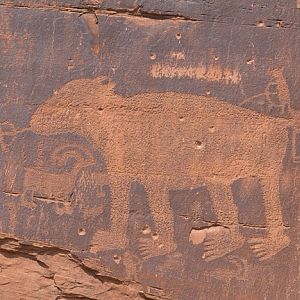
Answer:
[202,181,245,262]
[248,174,290,261]
[90,174,130,252]
[137,177,176,259]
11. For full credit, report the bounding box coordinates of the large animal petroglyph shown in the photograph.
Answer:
[30,75,295,261]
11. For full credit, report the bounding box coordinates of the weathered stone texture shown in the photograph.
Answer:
[1,0,300,299]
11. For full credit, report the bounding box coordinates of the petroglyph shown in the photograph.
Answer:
[0,129,110,230]
[189,226,245,262]
[30,76,294,261]
[23,144,98,206]
[151,62,241,84]
[240,68,291,115]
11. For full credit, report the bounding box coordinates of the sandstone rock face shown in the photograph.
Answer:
[1,1,300,299]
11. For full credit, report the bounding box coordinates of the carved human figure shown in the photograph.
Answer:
[29,76,295,261]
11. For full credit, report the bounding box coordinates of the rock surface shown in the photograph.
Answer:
[0,0,300,299]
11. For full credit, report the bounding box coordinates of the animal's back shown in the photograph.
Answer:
[30,77,289,179]
[104,92,289,179]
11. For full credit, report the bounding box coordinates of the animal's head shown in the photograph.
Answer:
[30,76,117,134]
[29,76,116,150]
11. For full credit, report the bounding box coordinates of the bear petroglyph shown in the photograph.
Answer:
[30,76,296,261]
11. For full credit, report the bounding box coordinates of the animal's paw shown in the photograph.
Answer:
[137,236,170,260]
[248,231,290,261]
[203,226,245,262]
